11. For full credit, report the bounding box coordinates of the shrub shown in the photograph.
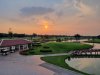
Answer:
[43,46,50,49]
[33,42,42,47]
[40,49,52,52]
[28,50,34,54]
[19,50,28,55]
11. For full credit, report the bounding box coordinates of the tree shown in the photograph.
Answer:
[8,28,13,39]
[97,35,100,39]
[56,38,62,42]
[0,33,8,38]
[64,37,68,41]
[91,36,95,47]
[13,33,26,37]
[30,33,37,40]
[8,31,13,39]
[32,33,37,38]
[74,34,81,42]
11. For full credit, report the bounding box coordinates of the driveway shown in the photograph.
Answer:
[0,52,82,75]
[0,52,54,75]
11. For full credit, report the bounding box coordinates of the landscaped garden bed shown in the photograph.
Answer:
[20,42,92,55]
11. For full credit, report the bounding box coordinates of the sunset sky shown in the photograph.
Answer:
[0,0,100,35]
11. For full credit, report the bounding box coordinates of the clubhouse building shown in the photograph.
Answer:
[0,39,32,55]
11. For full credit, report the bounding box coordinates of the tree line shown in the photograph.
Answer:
[0,33,30,38]
[0,32,100,40]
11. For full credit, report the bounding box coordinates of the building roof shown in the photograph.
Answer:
[0,39,32,47]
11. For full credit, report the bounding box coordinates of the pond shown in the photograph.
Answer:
[65,57,100,75]
[65,42,100,75]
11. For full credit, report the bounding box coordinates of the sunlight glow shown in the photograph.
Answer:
[44,25,48,29]
[41,20,49,30]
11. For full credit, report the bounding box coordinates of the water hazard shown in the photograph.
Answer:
[65,42,100,75]
[65,57,100,75]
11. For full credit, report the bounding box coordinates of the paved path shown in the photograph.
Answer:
[40,63,82,75]
[0,52,54,75]
[42,53,69,57]
[0,52,82,75]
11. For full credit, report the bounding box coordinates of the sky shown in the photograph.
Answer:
[0,0,100,35]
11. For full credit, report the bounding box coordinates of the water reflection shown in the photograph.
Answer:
[66,56,100,75]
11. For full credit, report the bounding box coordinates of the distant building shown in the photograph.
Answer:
[0,39,32,55]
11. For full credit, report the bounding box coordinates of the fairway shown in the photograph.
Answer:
[25,42,92,55]
[87,39,100,43]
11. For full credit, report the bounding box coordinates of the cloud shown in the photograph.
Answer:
[53,0,96,17]
[18,0,97,26]
[74,0,95,16]
[54,0,73,17]
[20,6,54,17]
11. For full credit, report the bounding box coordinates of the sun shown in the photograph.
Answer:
[44,25,48,29]
[42,20,49,29]
[38,19,51,30]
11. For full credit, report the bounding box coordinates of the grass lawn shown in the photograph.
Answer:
[26,42,92,55]
[20,42,92,75]
[87,39,100,43]
[41,55,91,75]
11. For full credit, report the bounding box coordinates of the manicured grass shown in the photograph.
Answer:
[41,55,91,75]
[20,42,92,75]
[87,39,100,43]
[26,42,92,55]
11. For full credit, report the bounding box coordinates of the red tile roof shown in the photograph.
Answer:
[0,39,32,47]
